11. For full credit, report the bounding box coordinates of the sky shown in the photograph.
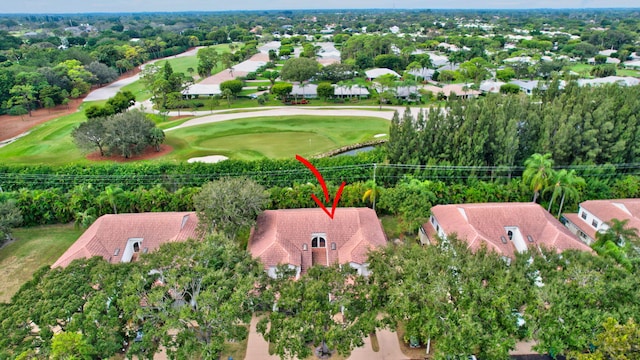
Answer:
[1,0,638,14]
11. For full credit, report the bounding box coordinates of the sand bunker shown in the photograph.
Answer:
[187,155,229,163]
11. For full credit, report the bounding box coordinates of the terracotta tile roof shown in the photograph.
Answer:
[52,212,200,268]
[563,213,597,241]
[580,199,640,231]
[425,203,591,258]
[248,208,387,272]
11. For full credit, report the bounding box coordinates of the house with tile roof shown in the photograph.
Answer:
[52,212,200,268]
[420,203,592,259]
[564,199,640,246]
[248,208,387,278]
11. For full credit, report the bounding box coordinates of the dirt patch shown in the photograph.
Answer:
[85,144,173,162]
[0,69,140,143]
[0,98,84,142]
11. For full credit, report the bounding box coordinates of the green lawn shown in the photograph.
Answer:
[120,80,152,102]
[569,63,640,78]
[569,63,593,75]
[154,44,232,75]
[0,224,83,303]
[164,115,390,161]
[617,68,640,77]
[0,108,90,165]
[0,110,389,165]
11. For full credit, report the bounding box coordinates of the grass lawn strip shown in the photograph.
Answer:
[0,224,83,303]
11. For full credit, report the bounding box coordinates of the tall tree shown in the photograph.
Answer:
[544,169,586,217]
[72,117,107,156]
[522,153,555,203]
[258,264,379,359]
[193,177,269,239]
[99,185,124,214]
[121,237,266,360]
[197,47,219,78]
[569,318,640,360]
[102,110,161,158]
[279,57,320,85]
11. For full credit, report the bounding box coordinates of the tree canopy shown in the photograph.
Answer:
[73,110,165,158]
[193,177,270,239]
[279,57,320,84]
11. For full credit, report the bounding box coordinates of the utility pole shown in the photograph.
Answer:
[372,163,377,211]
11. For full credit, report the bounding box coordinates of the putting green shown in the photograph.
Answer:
[199,131,335,159]
[165,115,389,161]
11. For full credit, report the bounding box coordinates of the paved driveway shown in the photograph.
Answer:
[348,329,409,360]
[245,315,408,360]
[245,315,281,360]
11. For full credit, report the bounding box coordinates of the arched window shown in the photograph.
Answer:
[311,236,326,248]
[507,230,513,240]
[133,242,140,252]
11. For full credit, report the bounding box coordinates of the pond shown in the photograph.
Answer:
[335,145,377,156]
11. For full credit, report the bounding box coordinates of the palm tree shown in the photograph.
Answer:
[544,169,586,217]
[604,218,639,247]
[222,88,233,108]
[522,153,554,203]
[74,208,97,229]
[592,218,638,270]
[362,179,380,211]
[99,185,124,214]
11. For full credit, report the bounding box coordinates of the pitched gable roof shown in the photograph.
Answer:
[580,199,640,231]
[52,212,200,268]
[428,203,591,258]
[248,208,387,272]
[365,68,400,79]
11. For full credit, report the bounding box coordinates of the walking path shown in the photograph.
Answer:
[348,329,409,360]
[83,47,204,102]
[165,107,402,132]
[245,315,281,360]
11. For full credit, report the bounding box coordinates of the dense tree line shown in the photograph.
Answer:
[0,233,638,359]
[0,236,267,360]
[4,168,640,232]
[0,151,385,192]
[387,83,640,171]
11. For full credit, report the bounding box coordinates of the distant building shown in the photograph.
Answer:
[479,80,506,93]
[365,68,400,80]
[577,76,640,87]
[509,80,541,95]
[333,85,370,98]
[182,84,221,98]
[291,83,318,98]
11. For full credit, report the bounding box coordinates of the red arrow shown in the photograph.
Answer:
[296,154,346,219]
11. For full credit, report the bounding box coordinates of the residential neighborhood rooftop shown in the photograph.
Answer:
[248,207,387,275]
[52,212,200,268]
[424,202,592,258]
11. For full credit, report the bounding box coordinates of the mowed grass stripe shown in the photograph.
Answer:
[164,115,389,160]
[0,224,84,303]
